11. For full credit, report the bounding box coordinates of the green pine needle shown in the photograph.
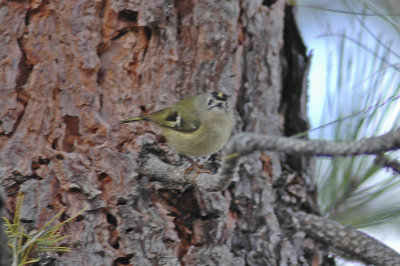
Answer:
[4,192,87,266]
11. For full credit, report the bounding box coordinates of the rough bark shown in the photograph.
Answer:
[2,0,390,265]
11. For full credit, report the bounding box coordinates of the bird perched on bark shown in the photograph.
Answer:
[120,92,235,157]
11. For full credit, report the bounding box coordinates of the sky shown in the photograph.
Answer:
[295,0,400,264]
[297,0,400,130]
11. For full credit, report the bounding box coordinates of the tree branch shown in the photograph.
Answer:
[139,153,231,191]
[374,154,400,174]
[294,211,400,266]
[140,128,400,191]
[224,128,400,157]
[218,127,400,190]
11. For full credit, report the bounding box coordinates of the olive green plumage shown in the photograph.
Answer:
[120,92,234,156]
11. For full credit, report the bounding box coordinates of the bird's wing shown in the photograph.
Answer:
[144,106,200,133]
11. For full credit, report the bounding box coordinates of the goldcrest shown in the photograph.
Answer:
[120,92,235,156]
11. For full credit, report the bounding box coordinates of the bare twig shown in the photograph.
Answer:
[224,128,400,157]
[218,128,400,190]
[374,154,400,174]
[294,95,400,138]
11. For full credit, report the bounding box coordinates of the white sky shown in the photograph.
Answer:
[296,0,400,263]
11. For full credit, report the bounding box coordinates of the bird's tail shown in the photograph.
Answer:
[119,116,144,123]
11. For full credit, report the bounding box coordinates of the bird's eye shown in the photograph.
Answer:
[208,99,214,106]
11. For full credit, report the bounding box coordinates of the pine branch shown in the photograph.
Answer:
[140,127,400,191]
[294,211,400,265]
[374,154,400,174]
[139,154,233,192]
[224,128,400,158]
[217,128,400,189]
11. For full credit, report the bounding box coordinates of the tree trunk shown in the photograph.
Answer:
[0,0,329,265]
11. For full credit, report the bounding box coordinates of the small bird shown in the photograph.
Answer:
[120,92,235,157]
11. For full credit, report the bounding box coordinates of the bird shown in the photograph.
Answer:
[120,91,235,157]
